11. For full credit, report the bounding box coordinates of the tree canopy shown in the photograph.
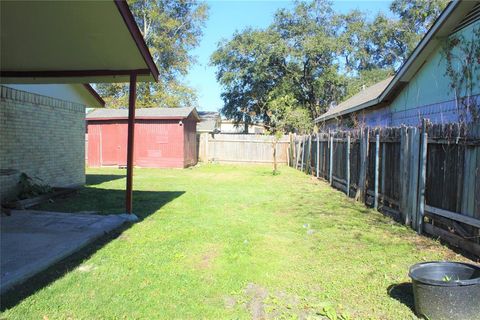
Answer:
[211,0,448,133]
[95,0,208,108]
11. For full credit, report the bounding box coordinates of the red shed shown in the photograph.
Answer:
[86,107,199,168]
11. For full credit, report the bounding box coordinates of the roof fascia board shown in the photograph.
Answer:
[378,1,460,102]
[83,84,105,107]
[114,0,159,82]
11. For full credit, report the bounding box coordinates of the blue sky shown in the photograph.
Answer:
[186,0,393,112]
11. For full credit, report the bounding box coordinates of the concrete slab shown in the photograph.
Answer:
[0,210,131,294]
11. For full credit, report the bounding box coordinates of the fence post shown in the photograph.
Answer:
[374,133,380,210]
[346,133,350,197]
[417,119,428,234]
[399,126,409,224]
[316,133,320,178]
[295,136,301,170]
[408,127,420,229]
[306,135,312,174]
[329,133,334,185]
[357,127,369,202]
[320,134,324,178]
[300,136,305,172]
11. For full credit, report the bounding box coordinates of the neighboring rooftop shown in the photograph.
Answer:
[86,107,199,121]
[197,111,221,132]
[316,77,393,122]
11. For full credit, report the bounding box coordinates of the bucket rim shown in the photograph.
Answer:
[409,261,480,286]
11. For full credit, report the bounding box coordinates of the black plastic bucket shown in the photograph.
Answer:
[409,261,480,320]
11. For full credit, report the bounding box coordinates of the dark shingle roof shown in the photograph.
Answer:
[315,77,393,122]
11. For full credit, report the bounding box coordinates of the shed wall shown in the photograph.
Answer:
[183,113,198,167]
[87,119,190,168]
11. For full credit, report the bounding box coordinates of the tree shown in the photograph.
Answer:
[95,0,208,108]
[211,0,449,132]
[211,0,345,128]
[211,29,284,131]
[390,0,449,54]
[265,93,311,174]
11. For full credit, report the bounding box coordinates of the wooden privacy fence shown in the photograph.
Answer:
[198,133,290,164]
[291,122,480,257]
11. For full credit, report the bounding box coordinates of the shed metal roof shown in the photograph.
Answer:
[86,107,199,121]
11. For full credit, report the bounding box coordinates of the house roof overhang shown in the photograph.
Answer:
[314,0,478,124]
[0,0,159,84]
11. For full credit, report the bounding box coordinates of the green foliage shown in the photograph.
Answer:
[95,0,208,108]
[211,0,448,131]
[17,173,52,200]
[390,0,449,54]
[266,93,312,135]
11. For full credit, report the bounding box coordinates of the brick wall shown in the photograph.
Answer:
[0,86,86,202]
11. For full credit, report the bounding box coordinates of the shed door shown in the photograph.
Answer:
[101,123,127,166]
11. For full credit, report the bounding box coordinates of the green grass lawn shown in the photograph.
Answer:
[1,165,470,319]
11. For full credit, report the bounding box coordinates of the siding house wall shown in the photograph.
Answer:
[324,20,480,129]
[0,86,86,202]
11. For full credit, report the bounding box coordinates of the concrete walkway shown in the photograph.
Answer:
[1,210,132,294]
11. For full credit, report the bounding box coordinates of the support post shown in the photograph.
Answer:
[346,133,351,197]
[417,119,428,234]
[316,133,320,178]
[329,134,333,185]
[126,72,137,214]
[374,133,380,210]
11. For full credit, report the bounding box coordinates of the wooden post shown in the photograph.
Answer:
[417,120,428,234]
[319,134,324,178]
[294,135,300,169]
[399,126,408,224]
[205,133,209,162]
[408,127,420,229]
[300,136,305,171]
[374,133,380,210]
[329,134,334,185]
[125,72,137,214]
[357,127,369,202]
[305,135,312,174]
[346,133,351,197]
[316,133,320,178]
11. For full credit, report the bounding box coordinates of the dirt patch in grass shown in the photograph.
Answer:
[244,283,269,320]
[197,245,221,270]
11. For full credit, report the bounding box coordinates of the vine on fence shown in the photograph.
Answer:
[442,26,480,124]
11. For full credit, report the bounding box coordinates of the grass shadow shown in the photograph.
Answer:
[387,282,415,314]
[86,174,125,185]
[34,188,185,220]
[0,188,184,310]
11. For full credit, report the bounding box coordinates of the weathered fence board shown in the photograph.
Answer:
[198,133,290,164]
[291,122,480,257]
